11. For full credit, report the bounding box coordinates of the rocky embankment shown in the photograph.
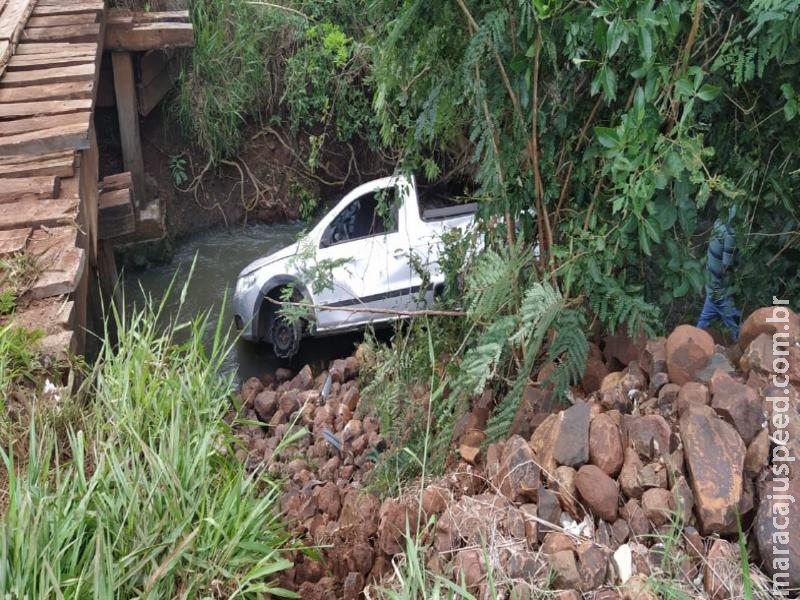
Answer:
[234,307,800,599]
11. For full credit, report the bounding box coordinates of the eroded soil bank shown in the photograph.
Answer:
[231,308,800,599]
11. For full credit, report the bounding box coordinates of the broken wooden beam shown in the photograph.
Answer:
[98,187,135,239]
[0,175,60,202]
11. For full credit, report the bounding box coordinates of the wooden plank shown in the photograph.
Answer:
[32,3,104,17]
[98,187,135,239]
[0,110,91,135]
[105,23,194,51]
[0,196,78,231]
[0,0,36,43]
[1,63,95,87]
[0,176,60,202]
[0,80,93,103]
[77,123,98,256]
[29,231,86,300]
[0,98,92,118]
[15,42,97,54]
[112,52,145,209]
[7,53,95,71]
[0,150,74,165]
[138,57,179,116]
[0,227,30,256]
[23,23,101,43]
[0,40,10,77]
[0,156,75,177]
[27,14,98,28]
[102,171,132,192]
[108,10,189,26]
[0,120,91,156]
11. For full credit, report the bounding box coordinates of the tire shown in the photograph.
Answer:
[270,311,302,359]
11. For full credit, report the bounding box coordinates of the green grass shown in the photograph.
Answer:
[173,0,303,162]
[0,291,297,598]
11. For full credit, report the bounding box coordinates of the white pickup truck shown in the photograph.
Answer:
[233,175,477,357]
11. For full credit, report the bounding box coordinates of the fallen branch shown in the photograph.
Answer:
[265,295,466,318]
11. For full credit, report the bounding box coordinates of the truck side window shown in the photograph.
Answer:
[322,189,399,247]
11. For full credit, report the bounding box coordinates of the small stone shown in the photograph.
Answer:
[744,428,770,475]
[421,485,449,518]
[623,414,671,460]
[459,444,480,465]
[676,382,709,416]
[589,412,624,477]
[538,486,562,541]
[290,365,314,391]
[553,402,592,468]
[620,499,649,538]
[491,434,540,502]
[550,550,581,590]
[575,464,619,523]
[530,413,560,474]
[578,543,608,591]
[704,539,740,600]
[542,532,577,555]
[342,572,365,600]
[451,549,485,592]
[641,488,673,528]
[739,305,800,350]
[619,447,643,500]
[552,465,579,518]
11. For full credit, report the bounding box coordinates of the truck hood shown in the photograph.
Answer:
[239,241,299,277]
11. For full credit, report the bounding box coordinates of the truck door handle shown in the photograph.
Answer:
[392,248,405,258]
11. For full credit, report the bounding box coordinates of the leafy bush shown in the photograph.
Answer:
[0,297,296,597]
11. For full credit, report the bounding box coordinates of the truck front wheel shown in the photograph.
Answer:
[271,313,302,359]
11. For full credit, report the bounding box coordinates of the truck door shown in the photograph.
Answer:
[313,183,410,331]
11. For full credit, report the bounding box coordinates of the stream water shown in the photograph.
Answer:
[122,222,365,382]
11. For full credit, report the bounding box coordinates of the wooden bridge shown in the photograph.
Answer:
[0,0,193,357]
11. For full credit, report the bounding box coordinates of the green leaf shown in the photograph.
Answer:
[675,79,693,98]
[639,226,651,256]
[640,27,652,61]
[607,19,623,57]
[697,84,720,101]
[594,126,620,148]
[784,98,798,121]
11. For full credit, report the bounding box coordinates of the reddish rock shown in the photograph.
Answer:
[710,371,763,445]
[290,365,314,391]
[378,499,418,556]
[459,444,481,465]
[240,377,264,406]
[604,329,645,368]
[641,488,673,527]
[553,402,592,468]
[666,325,715,385]
[703,539,740,600]
[538,486,562,540]
[618,447,644,500]
[530,412,560,474]
[510,386,544,438]
[421,485,449,518]
[313,483,342,520]
[576,465,619,523]
[578,543,608,591]
[600,371,625,393]
[744,428,770,475]
[589,412,624,477]
[342,572,364,600]
[639,337,667,378]
[542,532,577,555]
[550,550,582,590]
[491,435,540,501]
[552,465,579,518]
[623,414,671,460]
[611,518,630,545]
[581,354,609,394]
[254,390,277,420]
[755,478,800,589]
[742,332,800,385]
[681,404,745,534]
[676,382,709,416]
[452,549,485,592]
[739,305,800,350]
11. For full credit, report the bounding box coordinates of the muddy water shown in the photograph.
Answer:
[122,223,365,382]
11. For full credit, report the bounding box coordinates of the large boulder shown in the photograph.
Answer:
[755,478,800,589]
[680,404,745,534]
[666,325,715,385]
[742,333,800,385]
[739,305,800,351]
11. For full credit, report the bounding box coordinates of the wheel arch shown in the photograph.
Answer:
[252,275,312,343]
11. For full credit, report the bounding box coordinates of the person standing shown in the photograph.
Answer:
[696,205,741,340]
